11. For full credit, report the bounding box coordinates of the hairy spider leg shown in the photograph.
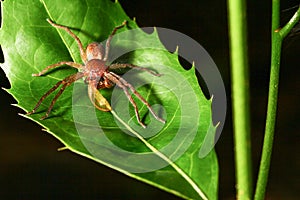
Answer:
[106,72,165,128]
[103,21,127,61]
[47,19,87,63]
[27,72,84,119]
[109,63,162,76]
[32,61,83,77]
[117,75,166,124]
[105,72,146,128]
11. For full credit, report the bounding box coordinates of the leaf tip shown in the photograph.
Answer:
[174,45,179,54]
[18,112,28,119]
[215,121,220,128]
[57,146,69,151]
[1,86,8,91]
[192,61,195,67]
[210,94,214,102]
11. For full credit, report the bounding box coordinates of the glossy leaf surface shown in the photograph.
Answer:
[0,0,218,199]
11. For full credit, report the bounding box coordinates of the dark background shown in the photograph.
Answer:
[1,0,299,199]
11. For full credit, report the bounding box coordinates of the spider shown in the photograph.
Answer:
[27,19,165,128]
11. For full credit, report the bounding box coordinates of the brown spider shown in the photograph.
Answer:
[27,19,165,128]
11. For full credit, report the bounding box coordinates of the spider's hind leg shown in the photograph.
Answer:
[27,72,84,119]
[27,80,64,116]
[119,77,166,124]
[109,63,162,77]
[105,72,165,128]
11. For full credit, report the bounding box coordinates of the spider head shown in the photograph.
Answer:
[86,42,105,61]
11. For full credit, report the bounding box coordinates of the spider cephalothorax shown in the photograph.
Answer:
[27,19,165,128]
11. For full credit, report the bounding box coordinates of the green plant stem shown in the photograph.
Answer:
[280,5,300,38]
[254,4,300,200]
[227,0,252,199]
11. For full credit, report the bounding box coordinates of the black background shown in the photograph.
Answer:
[1,0,299,199]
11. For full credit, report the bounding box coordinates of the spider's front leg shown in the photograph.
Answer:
[103,20,127,61]
[32,61,82,77]
[47,19,87,63]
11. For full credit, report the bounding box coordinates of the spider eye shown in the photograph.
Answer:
[86,42,105,60]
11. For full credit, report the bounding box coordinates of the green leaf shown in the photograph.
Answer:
[0,0,218,199]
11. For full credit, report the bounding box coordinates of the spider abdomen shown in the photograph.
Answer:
[86,42,105,60]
